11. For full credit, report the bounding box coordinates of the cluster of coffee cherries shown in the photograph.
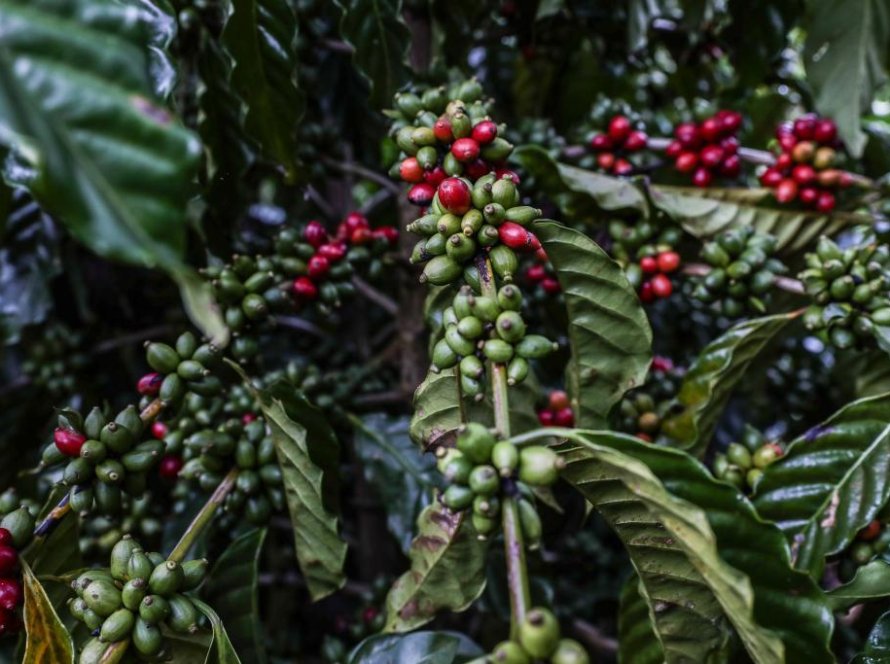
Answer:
[760,115,850,212]
[523,247,561,299]
[609,219,683,302]
[799,236,890,350]
[0,496,35,638]
[138,332,224,407]
[840,520,890,579]
[490,606,589,664]
[537,390,574,428]
[614,357,683,442]
[712,427,783,493]
[320,577,390,663]
[21,322,89,397]
[408,173,542,286]
[438,424,561,544]
[69,536,207,660]
[179,414,283,526]
[79,494,165,561]
[389,79,516,205]
[586,115,648,175]
[691,228,785,317]
[665,110,742,187]
[431,285,557,396]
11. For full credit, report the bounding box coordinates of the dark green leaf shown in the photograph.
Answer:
[383,503,487,632]
[648,184,869,254]
[803,0,890,156]
[560,429,834,664]
[351,413,438,553]
[347,630,483,664]
[753,393,890,578]
[536,220,652,428]
[221,0,301,180]
[192,598,243,664]
[22,560,74,664]
[336,0,411,109]
[827,560,890,611]
[25,486,82,577]
[855,610,890,663]
[203,529,267,664]
[661,313,795,457]
[512,145,649,217]
[617,575,663,664]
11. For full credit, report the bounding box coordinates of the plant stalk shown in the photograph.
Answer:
[168,466,239,563]
[475,254,531,638]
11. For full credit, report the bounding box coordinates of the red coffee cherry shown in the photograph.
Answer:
[597,152,615,170]
[590,134,612,151]
[639,256,658,274]
[699,145,724,169]
[525,264,547,282]
[791,164,816,185]
[471,120,498,145]
[373,226,400,245]
[692,167,713,188]
[318,243,348,261]
[0,530,12,546]
[612,158,633,176]
[674,122,700,148]
[623,130,648,152]
[158,454,184,480]
[608,115,632,142]
[451,137,480,162]
[399,157,424,183]
[407,183,435,206]
[775,179,799,203]
[307,255,330,278]
[538,409,555,426]
[699,117,722,143]
[303,220,329,248]
[350,227,373,245]
[548,390,570,411]
[465,159,491,181]
[639,280,655,303]
[799,187,818,206]
[675,152,699,173]
[433,117,453,143]
[793,116,816,140]
[495,168,521,184]
[816,191,836,213]
[540,277,560,293]
[136,372,163,396]
[858,520,883,542]
[657,251,681,274]
[54,428,86,457]
[650,273,673,298]
[664,140,682,158]
[651,356,674,372]
[437,178,472,215]
[424,166,447,187]
[292,276,318,300]
[554,407,575,428]
[760,168,782,187]
[0,546,17,575]
[242,413,258,424]
[0,578,22,611]
[719,154,741,178]
[151,421,168,440]
[813,118,837,144]
[498,222,534,251]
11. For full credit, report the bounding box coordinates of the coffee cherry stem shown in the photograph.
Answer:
[168,466,239,564]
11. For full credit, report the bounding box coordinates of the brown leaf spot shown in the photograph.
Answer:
[820,491,840,529]
[415,535,447,551]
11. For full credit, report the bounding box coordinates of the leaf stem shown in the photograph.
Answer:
[475,254,531,637]
[168,466,239,563]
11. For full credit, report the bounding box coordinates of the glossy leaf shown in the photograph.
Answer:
[336,0,411,109]
[383,503,487,633]
[22,560,74,664]
[560,429,833,664]
[753,393,890,578]
[512,145,649,216]
[661,312,796,457]
[648,184,869,254]
[203,529,267,664]
[351,413,438,553]
[803,0,890,156]
[617,575,663,664]
[347,630,483,664]
[536,220,652,428]
[221,0,302,180]
[854,610,890,663]
[192,598,243,664]
[827,560,890,611]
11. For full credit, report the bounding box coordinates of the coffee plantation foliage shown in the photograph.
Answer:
[4,0,890,662]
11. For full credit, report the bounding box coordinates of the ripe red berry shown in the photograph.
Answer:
[538,409,555,426]
[495,168,520,184]
[242,413,258,424]
[399,157,424,183]
[471,120,498,145]
[318,243,348,261]
[858,520,883,542]
[541,277,561,294]
[498,222,533,251]
[612,158,634,176]
[0,546,17,575]
[718,110,742,133]
[528,232,542,252]
[799,187,818,206]
[437,178,472,215]
[720,136,739,155]
[342,212,369,233]
[650,273,673,298]
[465,159,491,181]
[136,372,163,396]
[760,168,782,187]
[657,251,681,274]
[590,133,612,151]
[719,154,741,178]
[838,171,854,188]
[793,116,816,140]
[292,276,318,300]
[623,130,648,151]
[777,133,797,153]
[548,390,570,411]
[636,432,653,443]
[597,152,615,170]
[675,151,699,173]
[699,145,724,169]
[813,118,837,145]
[307,255,330,278]
[700,117,722,142]
[303,220,328,248]
[674,122,700,148]
[534,247,548,263]
[639,280,655,303]
[776,122,794,140]
[407,183,435,206]
[350,227,373,245]
[158,454,184,479]
[816,190,835,213]
[775,153,793,171]
[651,356,674,372]
[151,421,168,440]
[525,264,547,282]
[664,140,682,158]
[639,256,658,274]
[433,117,453,143]
[692,167,713,187]
[0,578,22,611]
[451,137,480,162]
[373,226,400,245]
[554,407,575,428]
[775,179,799,203]
[424,166,446,187]
[54,428,86,457]
[0,530,11,546]
[362,607,380,624]
[791,164,816,185]
[608,115,632,142]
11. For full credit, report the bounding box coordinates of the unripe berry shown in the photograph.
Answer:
[437,178,472,215]
[471,120,498,145]
[451,138,480,162]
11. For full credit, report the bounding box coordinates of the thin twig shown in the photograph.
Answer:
[272,316,328,338]
[352,277,398,316]
[92,324,179,355]
[571,618,619,654]
[359,187,395,217]
[321,157,401,195]
[306,185,338,221]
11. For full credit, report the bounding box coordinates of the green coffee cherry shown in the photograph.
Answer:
[100,608,135,642]
[421,255,463,285]
[457,423,496,464]
[442,485,474,511]
[146,342,180,374]
[468,465,500,495]
[491,441,519,476]
[149,560,184,595]
[483,339,514,363]
[518,446,563,486]
[495,311,526,343]
[127,550,153,582]
[515,335,557,359]
[181,559,209,591]
[121,579,147,611]
[551,638,591,664]
[1,507,35,547]
[491,640,531,664]
[471,512,496,537]
[139,595,171,625]
[132,617,163,655]
[83,579,123,617]
[79,638,108,664]
[111,536,140,581]
[518,607,561,659]
[517,498,542,549]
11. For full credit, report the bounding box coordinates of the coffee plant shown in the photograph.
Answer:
[4,1,890,663]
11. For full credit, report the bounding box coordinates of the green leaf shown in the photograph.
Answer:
[827,560,890,611]
[25,486,82,577]
[252,381,347,600]
[648,184,869,254]
[192,598,243,664]
[22,560,74,664]
[854,352,890,398]
[0,0,229,345]
[221,0,302,180]
[383,503,487,633]
[559,430,834,664]
[347,630,483,664]
[854,610,890,663]
[336,0,411,109]
[617,575,663,664]
[536,220,652,428]
[351,413,438,553]
[512,145,649,217]
[660,312,795,457]
[803,0,890,157]
[202,529,267,664]
[753,393,890,578]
